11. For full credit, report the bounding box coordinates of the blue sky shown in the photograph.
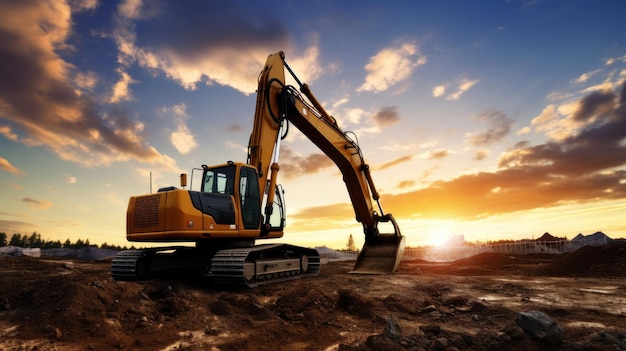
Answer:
[1,0,625,249]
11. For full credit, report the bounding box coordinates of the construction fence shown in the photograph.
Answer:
[318,236,613,262]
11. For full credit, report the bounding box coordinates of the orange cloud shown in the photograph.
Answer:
[0,1,178,171]
[377,155,413,171]
[0,157,25,176]
[395,180,416,189]
[279,146,334,180]
[474,150,489,161]
[291,80,626,225]
[289,203,355,231]
[428,149,450,160]
[22,197,53,210]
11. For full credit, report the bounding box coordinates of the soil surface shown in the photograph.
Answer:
[1,244,625,350]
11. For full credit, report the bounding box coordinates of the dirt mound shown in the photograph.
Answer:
[536,243,626,277]
[1,253,625,350]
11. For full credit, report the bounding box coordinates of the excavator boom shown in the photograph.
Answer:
[266,52,405,273]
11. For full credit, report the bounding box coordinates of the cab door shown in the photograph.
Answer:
[239,166,262,229]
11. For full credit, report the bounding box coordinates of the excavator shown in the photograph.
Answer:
[111,51,405,287]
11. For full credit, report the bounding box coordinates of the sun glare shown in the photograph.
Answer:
[428,227,451,248]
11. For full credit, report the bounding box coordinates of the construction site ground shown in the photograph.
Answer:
[1,244,625,351]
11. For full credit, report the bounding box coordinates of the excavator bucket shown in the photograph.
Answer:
[351,233,405,274]
[351,214,405,274]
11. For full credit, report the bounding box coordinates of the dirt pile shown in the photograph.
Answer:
[0,244,625,350]
[535,243,626,277]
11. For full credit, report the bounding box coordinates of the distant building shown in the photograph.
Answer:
[572,231,612,243]
[536,232,566,242]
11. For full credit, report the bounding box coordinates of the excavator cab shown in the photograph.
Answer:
[198,162,286,233]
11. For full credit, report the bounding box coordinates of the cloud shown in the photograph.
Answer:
[0,157,25,176]
[474,150,489,161]
[73,71,98,91]
[388,79,626,220]
[279,146,334,180]
[69,0,99,12]
[340,106,401,135]
[432,85,446,97]
[0,219,36,236]
[466,110,514,146]
[371,106,400,129]
[67,176,77,184]
[228,124,244,132]
[0,126,18,141]
[396,180,416,189]
[357,42,426,93]
[289,203,355,230]
[292,78,626,225]
[332,97,349,109]
[285,45,324,87]
[224,140,247,154]
[531,88,618,141]
[113,0,320,95]
[434,78,480,101]
[428,149,451,160]
[22,197,53,209]
[605,54,626,66]
[382,140,439,151]
[109,68,135,103]
[0,1,178,171]
[165,103,197,154]
[448,78,479,101]
[572,69,601,84]
[343,108,365,125]
[377,155,413,171]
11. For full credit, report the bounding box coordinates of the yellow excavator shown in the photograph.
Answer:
[111,51,405,287]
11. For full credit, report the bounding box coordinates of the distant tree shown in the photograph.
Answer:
[75,238,85,249]
[9,233,24,247]
[346,234,356,252]
[26,231,43,248]
[100,242,122,250]
[63,238,72,248]
[0,232,6,247]
[43,239,62,249]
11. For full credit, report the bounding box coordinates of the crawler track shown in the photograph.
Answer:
[111,244,320,288]
[209,244,320,288]
[111,249,148,280]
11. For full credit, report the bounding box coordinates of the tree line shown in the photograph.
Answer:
[0,231,128,251]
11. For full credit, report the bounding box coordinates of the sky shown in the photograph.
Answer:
[1,0,625,250]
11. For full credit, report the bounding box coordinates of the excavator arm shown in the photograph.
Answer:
[252,52,405,273]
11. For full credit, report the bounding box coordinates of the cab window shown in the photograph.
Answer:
[202,166,235,195]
